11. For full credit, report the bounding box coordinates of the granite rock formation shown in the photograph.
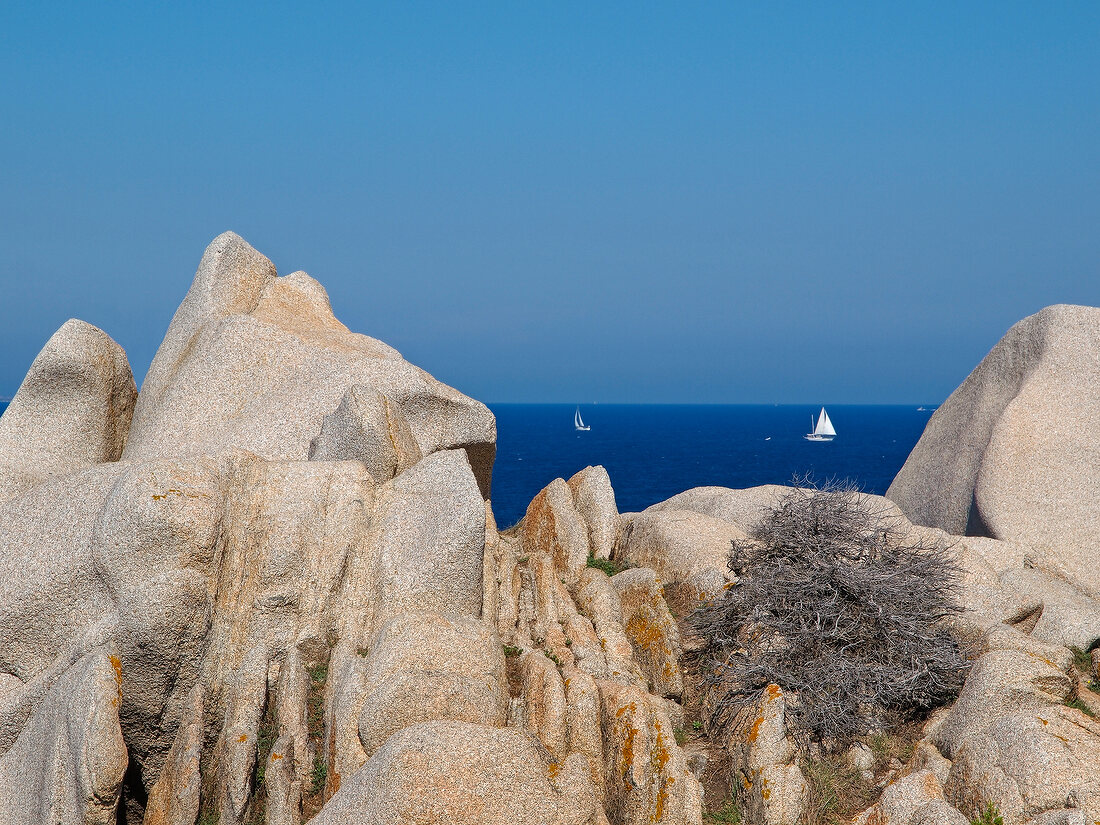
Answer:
[0,233,702,825]
[888,305,1100,598]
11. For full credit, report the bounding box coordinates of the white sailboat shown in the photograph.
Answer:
[574,407,591,432]
[804,407,836,442]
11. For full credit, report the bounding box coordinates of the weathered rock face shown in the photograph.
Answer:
[888,305,1100,596]
[568,465,621,561]
[0,645,127,825]
[310,721,604,825]
[494,475,704,824]
[729,685,807,825]
[850,770,956,825]
[0,319,135,503]
[123,231,496,496]
[617,509,741,602]
[0,236,705,824]
[906,624,1100,825]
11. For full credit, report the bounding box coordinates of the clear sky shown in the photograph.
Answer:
[1,2,1097,403]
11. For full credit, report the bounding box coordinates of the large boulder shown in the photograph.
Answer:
[616,509,741,601]
[123,231,495,495]
[0,645,128,824]
[0,319,135,502]
[356,612,507,757]
[309,720,603,825]
[0,234,707,824]
[644,485,788,532]
[888,305,1100,597]
[567,466,621,561]
[929,625,1100,825]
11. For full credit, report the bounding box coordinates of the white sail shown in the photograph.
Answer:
[805,407,836,440]
[815,408,836,437]
[574,407,590,431]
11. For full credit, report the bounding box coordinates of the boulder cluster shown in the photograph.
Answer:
[0,234,1096,825]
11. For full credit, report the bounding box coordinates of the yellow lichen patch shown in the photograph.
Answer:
[745,714,764,744]
[548,761,561,779]
[616,701,638,719]
[107,654,123,706]
[625,610,666,654]
[765,683,781,701]
[620,724,638,781]
[651,722,673,821]
[271,751,283,761]
[237,734,248,743]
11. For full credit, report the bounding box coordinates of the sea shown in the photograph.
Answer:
[0,401,934,528]
[488,404,934,528]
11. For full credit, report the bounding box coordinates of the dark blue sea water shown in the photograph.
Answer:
[0,401,933,529]
[488,405,934,528]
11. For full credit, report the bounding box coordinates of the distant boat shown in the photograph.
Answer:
[574,407,591,432]
[804,407,836,442]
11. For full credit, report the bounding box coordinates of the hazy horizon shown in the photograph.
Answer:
[2,3,1098,403]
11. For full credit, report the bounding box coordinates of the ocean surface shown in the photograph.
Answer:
[488,404,934,527]
[0,401,934,529]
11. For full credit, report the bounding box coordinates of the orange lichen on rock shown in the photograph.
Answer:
[108,653,123,705]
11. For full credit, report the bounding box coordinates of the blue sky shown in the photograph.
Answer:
[1,2,1097,403]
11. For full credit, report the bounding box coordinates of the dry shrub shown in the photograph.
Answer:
[690,479,968,750]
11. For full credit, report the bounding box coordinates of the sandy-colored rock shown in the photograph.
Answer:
[731,684,806,825]
[611,568,683,698]
[308,384,422,481]
[617,509,741,602]
[518,650,568,759]
[905,741,953,788]
[521,478,591,582]
[144,683,205,825]
[851,770,948,825]
[574,568,645,686]
[264,736,302,825]
[124,232,495,496]
[310,720,602,825]
[274,647,314,788]
[0,646,127,824]
[598,681,703,825]
[568,466,621,561]
[929,628,1100,825]
[563,667,606,801]
[371,449,486,626]
[909,800,971,825]
[0,319,135,502]
[888,306,1100,595]
[644,485,789,532]
[357,612,507,757]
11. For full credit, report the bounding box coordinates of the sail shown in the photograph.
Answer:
[815,408,837,437]
[575,407,584,428]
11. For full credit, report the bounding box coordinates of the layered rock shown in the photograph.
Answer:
[495,475,703,824]
[0,234,702,824]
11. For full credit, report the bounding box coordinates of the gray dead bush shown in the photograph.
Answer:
[690,479,968,750]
